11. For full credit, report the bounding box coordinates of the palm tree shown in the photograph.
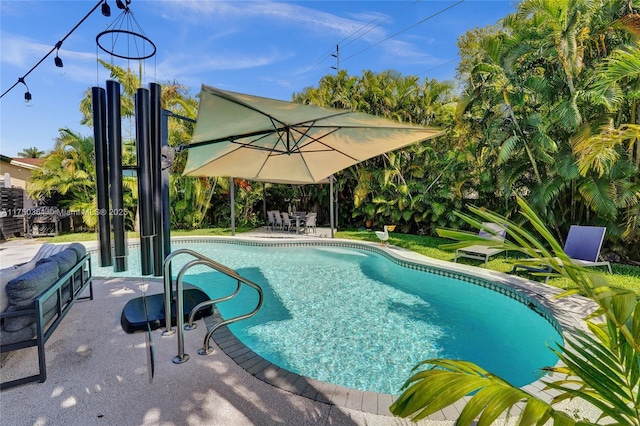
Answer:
[573,40,640,251]
[17,146,45,158]
[516,0,597,97]
[577,41,640,171]
[27,129,97,226]
[454,0,640,251]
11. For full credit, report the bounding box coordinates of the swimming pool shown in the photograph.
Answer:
[93,239,563,395]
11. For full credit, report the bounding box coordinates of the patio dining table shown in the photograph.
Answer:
[290,213,306,234]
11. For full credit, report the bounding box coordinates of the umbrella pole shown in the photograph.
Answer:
[230,177,235,236]
[335,181,339,230]
[262,182,267,225]
[330,175,334,238]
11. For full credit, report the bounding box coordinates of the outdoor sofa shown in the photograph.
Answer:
[0,243,93,390]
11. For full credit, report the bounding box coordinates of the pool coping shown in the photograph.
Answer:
[93,236,599,420]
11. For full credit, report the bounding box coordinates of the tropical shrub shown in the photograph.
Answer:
[391,197,640,425]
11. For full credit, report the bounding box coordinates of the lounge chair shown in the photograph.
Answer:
[454,222,507,267]
[512,225,612,281]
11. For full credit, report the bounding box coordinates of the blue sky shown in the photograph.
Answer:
[0,0,517,158]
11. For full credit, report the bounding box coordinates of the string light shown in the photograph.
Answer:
[18,78,32,104]
[0,0,112,101]
[102,0,111,17]
[54,41,64,68]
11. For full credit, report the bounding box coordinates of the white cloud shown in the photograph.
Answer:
[161,0,386,41]
[0,31,99,87]
[0,32,51,67]
[153,47,294,84]
[380,39,441,65]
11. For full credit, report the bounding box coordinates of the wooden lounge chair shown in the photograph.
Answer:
[454,222,507,267]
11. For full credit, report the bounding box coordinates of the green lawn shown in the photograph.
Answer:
[39,227,640,295]
[335,229,640,295]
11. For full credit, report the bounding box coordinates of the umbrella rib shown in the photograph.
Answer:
[289,126,360,162]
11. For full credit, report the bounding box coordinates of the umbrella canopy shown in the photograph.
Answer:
[183,85,443,183]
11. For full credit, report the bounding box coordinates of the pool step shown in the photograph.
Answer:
[120,289,213,334]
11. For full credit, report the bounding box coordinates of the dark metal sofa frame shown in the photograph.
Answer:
[0,254,93,390]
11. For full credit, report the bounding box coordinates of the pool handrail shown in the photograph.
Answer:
[161,248,264,364]
[185,281,242,330]
[162,248,255,335]
[198,289,264,356]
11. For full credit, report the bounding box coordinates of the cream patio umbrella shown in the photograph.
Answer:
[183,85,444,234]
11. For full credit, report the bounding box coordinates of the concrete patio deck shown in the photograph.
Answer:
[0,232,600,425]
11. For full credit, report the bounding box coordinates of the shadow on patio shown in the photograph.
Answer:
[0,275,432,426]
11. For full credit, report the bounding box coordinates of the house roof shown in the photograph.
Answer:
[9,157,44,170]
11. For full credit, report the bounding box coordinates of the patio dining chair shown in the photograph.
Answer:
[281,212,294,232]
[454,222,507,267]
[266,210,277,231]
[273,211,283,231]
[304,213,317,234]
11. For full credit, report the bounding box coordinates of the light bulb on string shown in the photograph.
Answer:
[18,78,32,106]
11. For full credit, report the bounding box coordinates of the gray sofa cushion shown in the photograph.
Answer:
[3,261,60,332]
[0,322,37,345]
[67,243,87,260]
[1,260,37,312]
[37,248,77,277]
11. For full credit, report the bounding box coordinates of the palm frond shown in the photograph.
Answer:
[578,178,618,218]
[390,359,559,425]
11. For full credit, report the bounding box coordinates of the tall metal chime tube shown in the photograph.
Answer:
[135,88,154,276]
[106,80,127,272]
[91,86,112,267]
[160,110,172,260]
[149,83,163,276]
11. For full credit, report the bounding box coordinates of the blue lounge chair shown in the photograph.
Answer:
[512,225,612,281]
[561,225,612,273]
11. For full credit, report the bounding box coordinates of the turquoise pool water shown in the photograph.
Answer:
[94,241,562,394]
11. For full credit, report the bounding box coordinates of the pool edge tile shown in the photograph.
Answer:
[344,388,364,411]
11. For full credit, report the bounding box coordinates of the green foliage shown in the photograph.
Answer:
[17,146,45,158]
[453,0,640,258]
[391,197,640,425]
[293,69,465,233]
